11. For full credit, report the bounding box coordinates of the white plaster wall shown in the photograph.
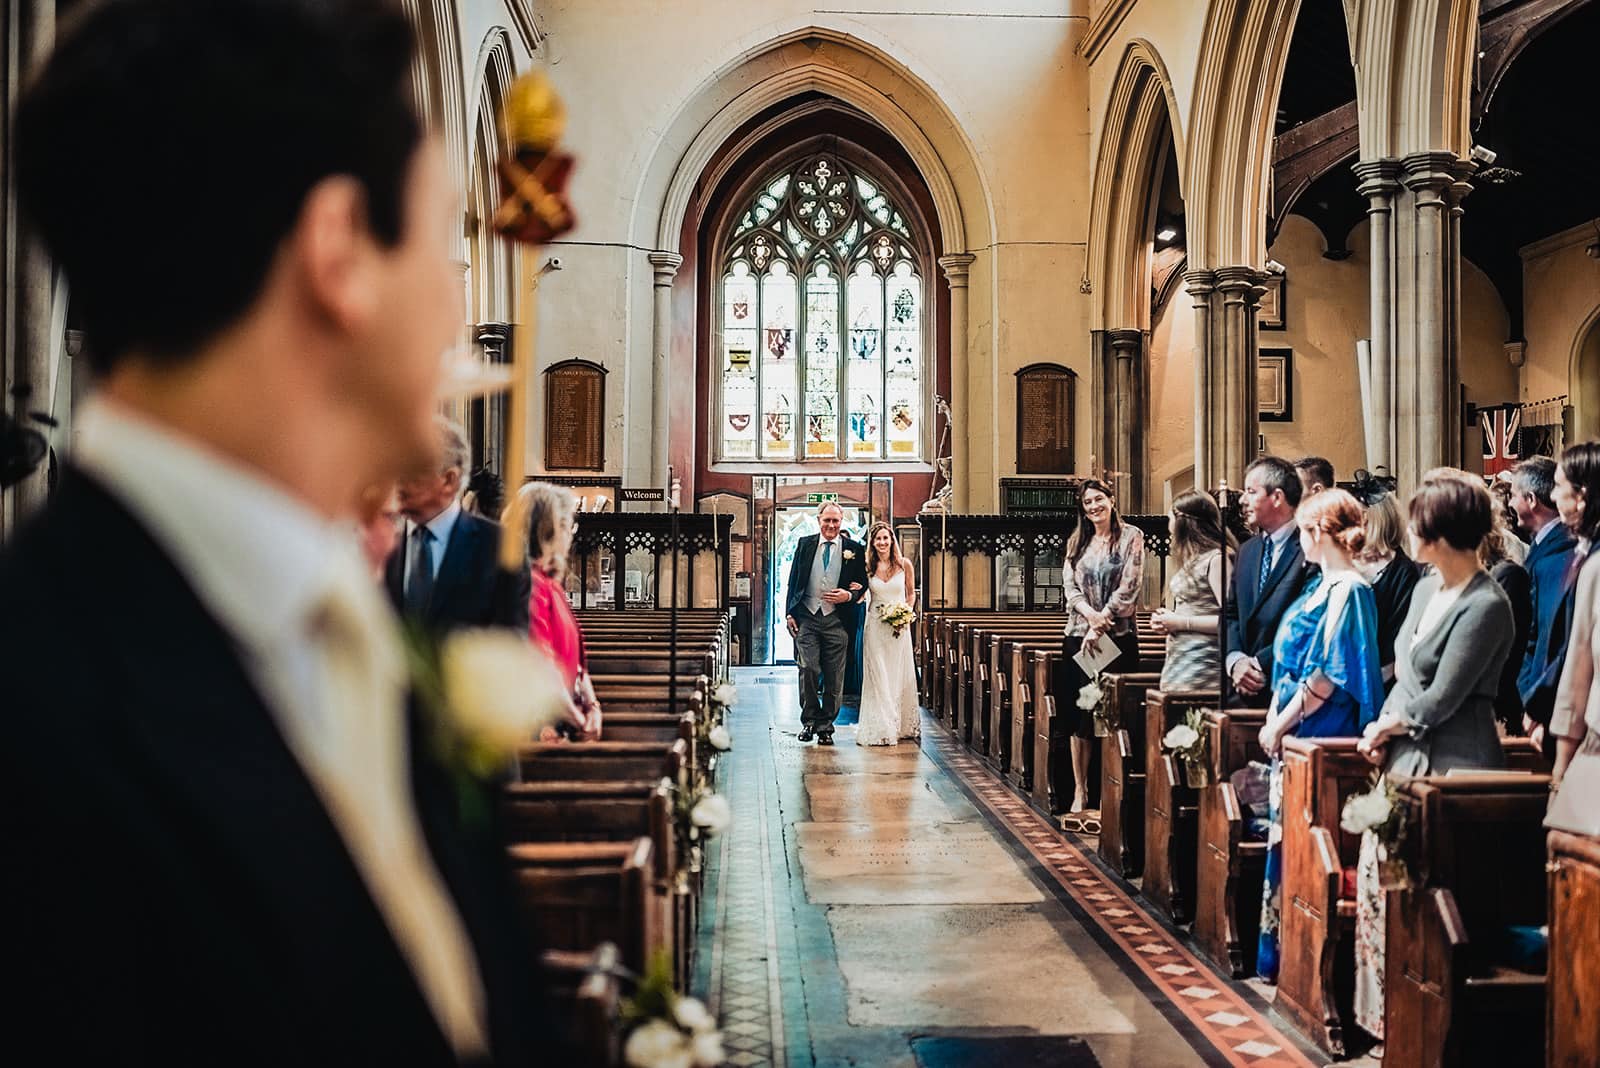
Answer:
[525,1,1095,501]
[1519,223,1600,412]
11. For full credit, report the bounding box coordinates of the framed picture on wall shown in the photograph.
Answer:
[1258,273,1285,330]
[1259,348,1293,422]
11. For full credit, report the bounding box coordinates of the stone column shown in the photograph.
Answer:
[1355,159,1401,474]
[939,254,975,511]
[1396,152,1464,488]
[647,251,683,501]
[1107,328,1142,510]
[1185,266,1262,493]
[1446,164,1474,468]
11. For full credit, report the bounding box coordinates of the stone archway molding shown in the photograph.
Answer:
[1569,301,1600,440]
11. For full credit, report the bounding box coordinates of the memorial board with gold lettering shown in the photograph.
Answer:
[1014,363,1076,474]
[544,359,606,470]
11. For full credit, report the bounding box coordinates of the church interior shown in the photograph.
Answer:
[3,1,1599,1066]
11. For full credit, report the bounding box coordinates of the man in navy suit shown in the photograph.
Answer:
[1511,456,1578,745]
[785,502,869,744]
[1226,456,1317,706]
[386,416,531,635]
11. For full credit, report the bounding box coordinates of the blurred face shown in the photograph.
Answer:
[1082,488,1112,527]
[395,461,461,523]
[547,512,576,563]
[357,490,402,575]
[819,505,843,540]
[1299,520,1322,565]
[1511,485,1541,531]
[338,138,462,478]
[1554,464,1585,531]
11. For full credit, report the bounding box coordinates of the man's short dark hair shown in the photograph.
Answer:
[1295,456,1335,490]
[1511,456,1557,510]
[1246,455,1303,508]
[16,0,422,373]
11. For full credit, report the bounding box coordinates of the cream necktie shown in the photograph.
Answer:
[309,567,489,1058]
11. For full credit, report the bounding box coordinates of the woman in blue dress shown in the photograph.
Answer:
[1254,488,1386,981]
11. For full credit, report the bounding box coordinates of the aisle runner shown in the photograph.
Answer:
[928,731,1319,1068]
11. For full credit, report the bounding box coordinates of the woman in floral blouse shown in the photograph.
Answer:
[1054,479,1146,812]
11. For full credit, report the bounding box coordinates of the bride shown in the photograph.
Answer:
[856,522,921,747]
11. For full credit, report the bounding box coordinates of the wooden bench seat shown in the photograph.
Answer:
[507,839,658,976]
[1141,688,1217,923]
[518,738,687,786]
[1193,706,1268,976]
[1095,672,1163,877]
[1548,828,1600,1068]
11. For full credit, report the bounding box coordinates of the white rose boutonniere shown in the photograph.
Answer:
[842,548,856,560]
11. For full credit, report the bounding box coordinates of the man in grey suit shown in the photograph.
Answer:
[785,503,869,745]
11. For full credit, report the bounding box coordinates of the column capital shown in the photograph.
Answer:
[1107,328,1142,358]
[1399,150,1464,193]
[938,253,976,287]
[1183,268,1217,297]
[648,251,684,284]
[1353,157,1402,199]
[1213,264,1264,291]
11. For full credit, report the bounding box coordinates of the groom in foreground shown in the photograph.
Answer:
[2,1,539,1063]
[785,502,869,745]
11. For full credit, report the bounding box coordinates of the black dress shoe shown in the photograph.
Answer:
[798,727,815,742]
[817,732,835,746]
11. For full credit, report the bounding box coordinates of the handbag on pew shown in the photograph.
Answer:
[1544,753,1600,836]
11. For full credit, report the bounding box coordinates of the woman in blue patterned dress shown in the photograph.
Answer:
[1254,488,1386,982]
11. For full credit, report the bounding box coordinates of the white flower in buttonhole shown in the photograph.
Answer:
[624,1018,693,1068]
[711,682,738,708]
[690,792,732,835]
[424,628,571,778]
[842,548,856,560]
[1163,722,1200,752]
[708,724,733,751]
[1076,681,1104,712]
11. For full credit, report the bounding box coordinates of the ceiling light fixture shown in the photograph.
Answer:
[1156,226,1178,242]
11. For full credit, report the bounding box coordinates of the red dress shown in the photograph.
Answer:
[528,567,584,691]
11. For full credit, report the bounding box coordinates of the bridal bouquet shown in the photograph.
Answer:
[878,602,916,638]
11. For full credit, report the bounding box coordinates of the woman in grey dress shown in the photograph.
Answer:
[1351,469,1517,1042]
[1151,490,1235,691]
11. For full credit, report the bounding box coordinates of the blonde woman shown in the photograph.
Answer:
[855,522,920,747]
[514,481,601,741]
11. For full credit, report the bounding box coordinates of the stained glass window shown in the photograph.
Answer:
[718,154,925,462]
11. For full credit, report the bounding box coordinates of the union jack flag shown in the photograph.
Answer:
[1480,404,1521,477]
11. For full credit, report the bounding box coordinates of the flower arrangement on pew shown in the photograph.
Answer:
[878,602,916,638]
[1341,774,1411,889]
[1078,678,1115,737]
[403,626,572,822]
[706,682,736,753]
[1162,707,1213,788]
[674,781,732,893]
[622,951,725,1068]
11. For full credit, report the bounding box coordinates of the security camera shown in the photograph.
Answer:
[1265,259,1286,275]
[1470,144,1497,166]
[540,256,563,274]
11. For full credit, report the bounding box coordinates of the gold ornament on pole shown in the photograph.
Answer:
[489,71,577,570]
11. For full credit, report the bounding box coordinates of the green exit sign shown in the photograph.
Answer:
[805,492,840,504]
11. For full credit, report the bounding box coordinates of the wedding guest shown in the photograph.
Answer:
[517,481,601,741]
[1512,456,1578,746]
[1490,481,1529,565]
[1254,488,1385,982]
[1226,457,1317,707]
[1150,490,1234,691]
[2,1,544,1061]
[1056,478,1146,812]
[357,482,402,579]
[387,415,531,634]
[1352,469,1517,1043]
[1480,514,1533,731]
[1356,492,1421,687]
[1295,456,1335,498]
[1550,442,1600,787]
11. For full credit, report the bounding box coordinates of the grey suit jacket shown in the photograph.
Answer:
[1383,570,1516,777]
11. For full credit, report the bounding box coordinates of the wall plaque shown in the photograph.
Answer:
[1015,363,1076,474]
[544,359,607,471]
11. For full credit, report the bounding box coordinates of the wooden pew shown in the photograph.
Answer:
[542,945,624,1068]
[1141,688,1218,923]
[1385,773,1552,1067]
[1094,671,1163,878]
[1004,635,1067,790]
[518,738,687,786]
[1193,707,1268,977]
[507,839,657,976]
[968,621,1065,761]
[1276,737,1547,1056]
[1548,829,1600,1068]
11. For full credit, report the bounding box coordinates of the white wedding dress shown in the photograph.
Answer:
[856,570,921,746]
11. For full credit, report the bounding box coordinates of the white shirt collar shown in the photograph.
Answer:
[1265,519,1297,547]
[1534,516,1563,545]
[73,396,359,648]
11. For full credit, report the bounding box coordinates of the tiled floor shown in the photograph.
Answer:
[693,667,1337,1068]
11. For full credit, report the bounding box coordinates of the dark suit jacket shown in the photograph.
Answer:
[1490,558,1533,729]
[0,472,541,1065]
[1224,528,1316,704]
[1518,523,1579,715]
[386,509,531,634]
[785,533,869,631]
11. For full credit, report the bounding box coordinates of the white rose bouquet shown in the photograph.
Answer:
[877,602,916,638]
[623,952,725,1068]
[1161,707,1211,787]
[1341,774,1411,888]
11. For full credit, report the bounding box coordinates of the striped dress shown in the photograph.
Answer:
[1159,549,1223,691]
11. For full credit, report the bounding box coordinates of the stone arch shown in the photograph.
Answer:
[1185,0,1302,269]
[1087,39,1185,333]
[405,0,469,256]
[1349,0,1478,160]
[632,24,993,259]
[466,28,516,324]
[1571,304,1600,440]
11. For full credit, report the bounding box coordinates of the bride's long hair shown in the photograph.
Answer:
[864,521,906,577]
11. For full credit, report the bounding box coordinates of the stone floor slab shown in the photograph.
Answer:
[795,820,1046,905]
[802,770,962,824]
